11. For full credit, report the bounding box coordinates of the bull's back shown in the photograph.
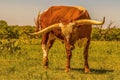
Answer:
[40,6,90,27]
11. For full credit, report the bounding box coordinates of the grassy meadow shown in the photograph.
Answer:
[0,39,120,80]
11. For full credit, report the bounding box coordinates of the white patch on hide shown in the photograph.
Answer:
[42,44,49,58]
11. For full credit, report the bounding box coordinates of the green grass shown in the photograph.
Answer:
[0,39,120,80]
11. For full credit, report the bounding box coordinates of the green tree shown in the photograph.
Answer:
[0,20,8,27]
[0,20,8,39]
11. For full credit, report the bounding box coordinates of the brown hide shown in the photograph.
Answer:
[39,6,91,41]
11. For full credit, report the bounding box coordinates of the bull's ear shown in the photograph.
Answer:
[34,17,37,25]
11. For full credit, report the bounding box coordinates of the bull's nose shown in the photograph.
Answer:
[70,45,75,50]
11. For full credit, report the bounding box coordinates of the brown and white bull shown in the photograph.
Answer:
[32,6,105,73]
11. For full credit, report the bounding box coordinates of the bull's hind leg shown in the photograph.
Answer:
[83,38,90,73]
[42,34,55,69]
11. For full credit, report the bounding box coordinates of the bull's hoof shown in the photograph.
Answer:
[44,66,48,69]
[65,68,70,72]
[85,68,90,73]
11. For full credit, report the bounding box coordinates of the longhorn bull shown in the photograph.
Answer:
[32,6,105,73]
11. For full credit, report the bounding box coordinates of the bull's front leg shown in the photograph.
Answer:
[42,44,49,69]
[41,33,55,69]
[65,49,72,72]
[65,41,74,72]
[83,39,90,73]
[41,33,49,69]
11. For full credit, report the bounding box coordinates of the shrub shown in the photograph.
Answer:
[0,39,21,53]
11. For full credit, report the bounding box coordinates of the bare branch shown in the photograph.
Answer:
[104,21,113,34]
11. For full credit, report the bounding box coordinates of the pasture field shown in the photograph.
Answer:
[0,39,120,80]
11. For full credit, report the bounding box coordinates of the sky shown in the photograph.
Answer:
[0,0,120,27]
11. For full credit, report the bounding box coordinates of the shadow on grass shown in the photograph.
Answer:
[90,69,114,74]
[56,68,114,74]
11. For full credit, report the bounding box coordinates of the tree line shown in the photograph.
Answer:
[0,20,120,41]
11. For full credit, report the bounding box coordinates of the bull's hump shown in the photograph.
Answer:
[49,5,86,11]
[72,6,86,12]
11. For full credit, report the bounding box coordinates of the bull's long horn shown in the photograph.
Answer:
[74,17,105,25]
[30,23,60,35]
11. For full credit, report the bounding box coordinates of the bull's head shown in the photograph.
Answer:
[31,17,105,35]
